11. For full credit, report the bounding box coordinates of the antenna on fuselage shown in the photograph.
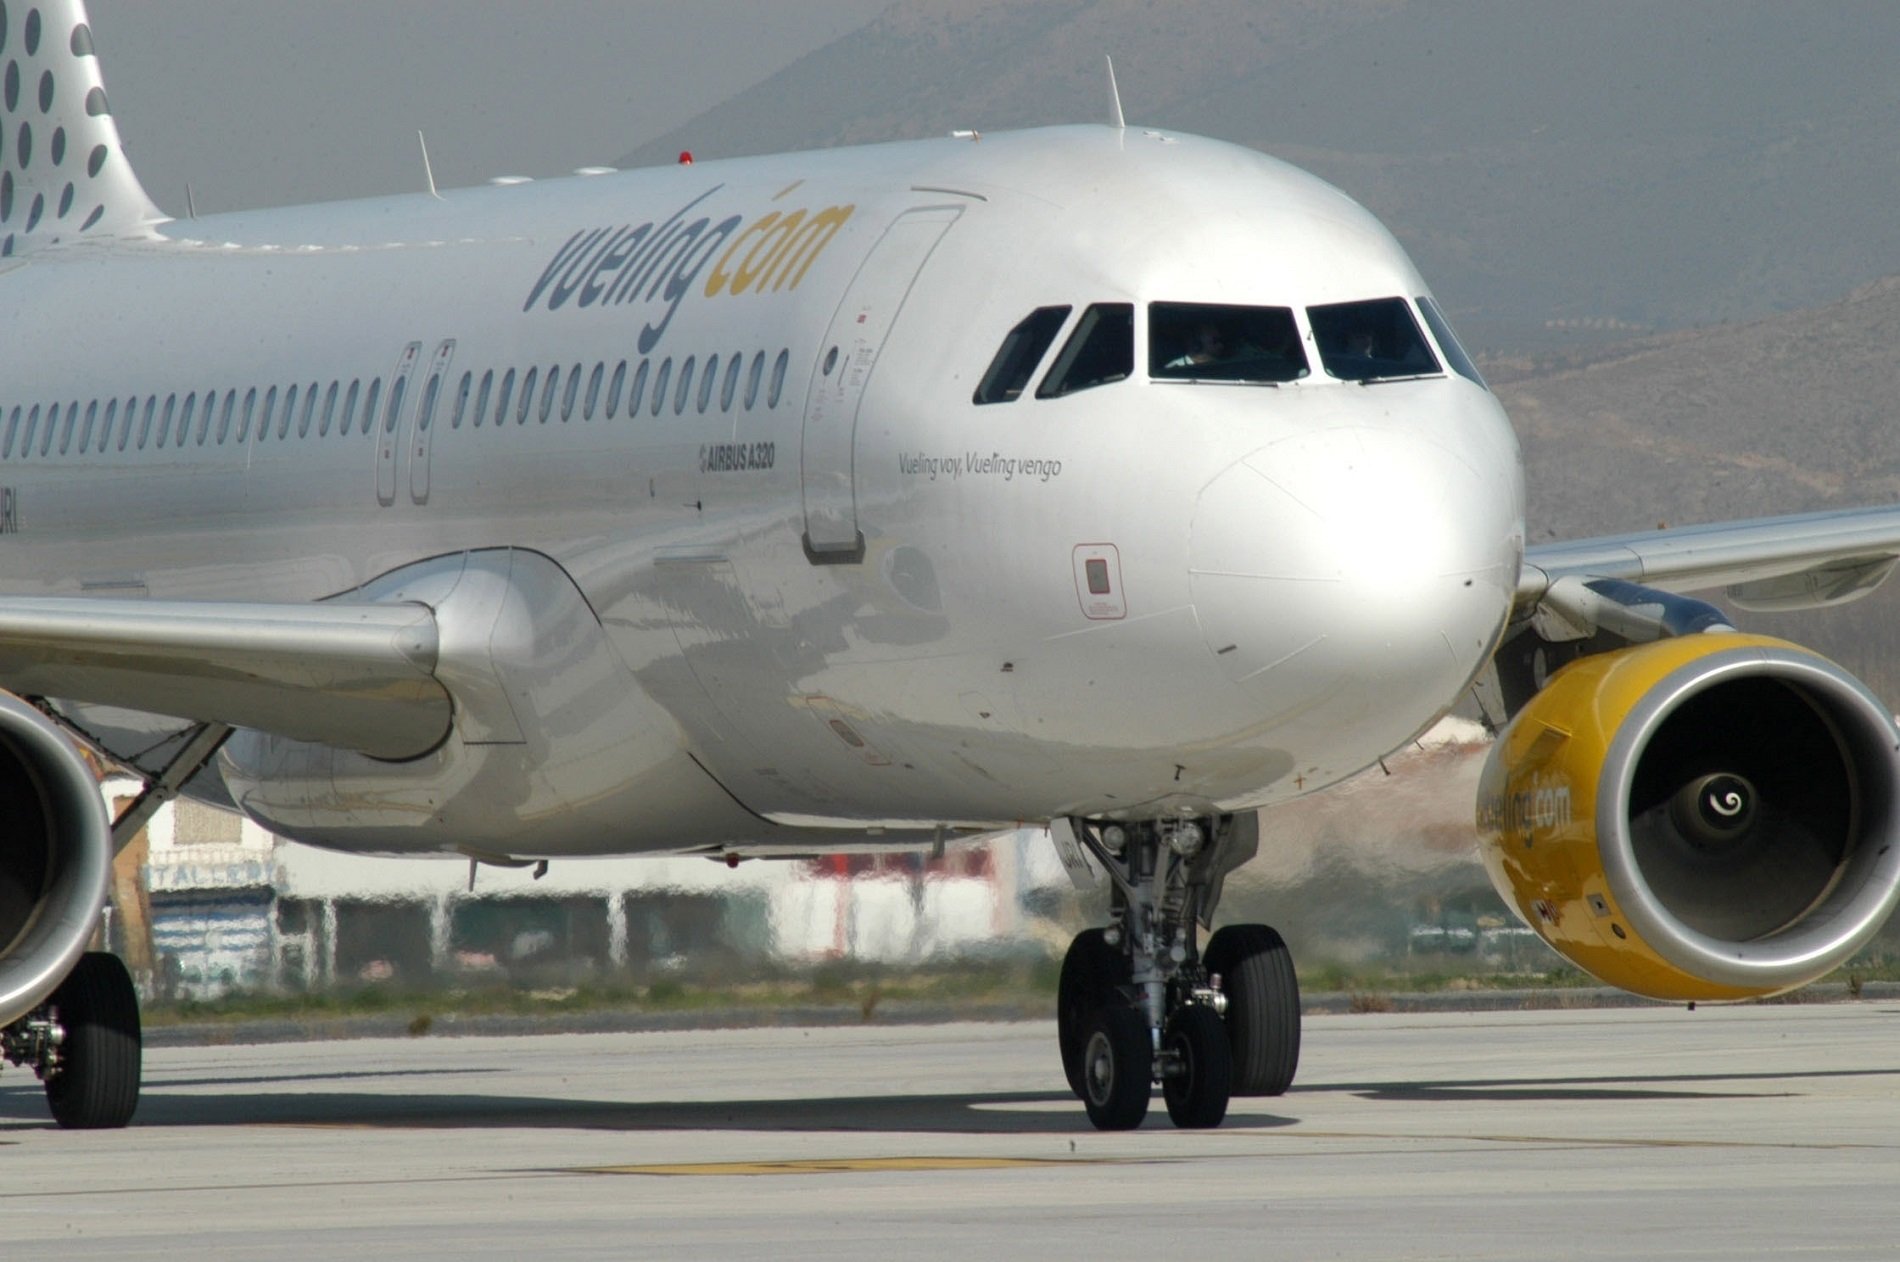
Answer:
[1104,55,1126,130]
[418,131,442,200]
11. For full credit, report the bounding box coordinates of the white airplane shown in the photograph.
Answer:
[6,1,1900,1132]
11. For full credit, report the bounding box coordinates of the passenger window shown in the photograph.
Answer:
[675,356,696,415]
[539,364,559,423]
[472,372,492,429]
[974,305,1070,403]
[451,372,472,429]
[1307,297,1440,382]
[630,360,651,416]
[155,395,178,451]
[651,359,672,417]
[1,406,15,459]
[583,363,602,420]
[99,399,117,452]
[1036,303,1133,398]
[745,352,764,409]
[768,350,789,407]
[79,400,97,452]
[721,353,742,411]
[417,371,442,433]
[1149,302,1308,383]
[57,401,76,455]
[517,367,537,424]
[135,399,151,450]
[697,354,718,413]
[490,370,512,427]
[1416,296,1487,389]
[363,379,384,435]
[278,385,298,440]
[605,362,626,418]
[341,380,361,435]
[196,391,213,445]
[562,362,581,420]
[318,382,338,437]
[237,389,256,444]
[257,387,276,441]
[385,375,408,434]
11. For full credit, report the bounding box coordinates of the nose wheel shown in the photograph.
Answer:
[1053,815,1300,1130]
[1079,1005,1151,1130]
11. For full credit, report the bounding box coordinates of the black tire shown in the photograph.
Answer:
[45,952,142,1130]
[1205,923,1299,1097]
[1161,1004,1232,1129]
[1079,1004,1151,1131]
[1057,929,1128,1098]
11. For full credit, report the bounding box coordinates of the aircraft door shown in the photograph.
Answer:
[409,339,456,505]
[801,205,962,563]
[376,341,422,506]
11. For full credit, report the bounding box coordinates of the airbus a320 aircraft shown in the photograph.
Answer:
[6,2,1900,1132]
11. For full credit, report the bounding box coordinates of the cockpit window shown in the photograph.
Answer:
[1307,297,1441,382]
[1036,303,1133,399]
[974,305,1071,404]
[1416,296,1487,389]
[1150,303,1308,383]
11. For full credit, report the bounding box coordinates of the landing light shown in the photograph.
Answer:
[1165,822,1204,858]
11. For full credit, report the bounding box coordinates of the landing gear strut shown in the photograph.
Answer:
[1053,814,1299,1130]
[2,952,142,1129]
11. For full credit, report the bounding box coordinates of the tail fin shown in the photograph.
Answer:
[0,0,162,258]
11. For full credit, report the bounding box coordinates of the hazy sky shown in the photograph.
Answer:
[87,0,892,215]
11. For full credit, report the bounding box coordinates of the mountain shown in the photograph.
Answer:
[1495,275,1900,697]
[619,0,1900,357]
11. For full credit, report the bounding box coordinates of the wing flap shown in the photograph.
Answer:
[0,598,448,759]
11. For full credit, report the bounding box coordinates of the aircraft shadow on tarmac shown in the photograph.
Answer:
[0,1080,1302,1134]
[1328,1065,1900,1104]
[11,1066,1893,1133]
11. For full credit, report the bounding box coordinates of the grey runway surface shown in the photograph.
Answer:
[5,1004,1899,1259]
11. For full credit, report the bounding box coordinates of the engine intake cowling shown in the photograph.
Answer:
[1476,633,1900,1001]
[0,693,112,1027]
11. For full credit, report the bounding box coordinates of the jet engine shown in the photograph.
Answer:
[1476,633,1900,1000]
[0,693,112,1027]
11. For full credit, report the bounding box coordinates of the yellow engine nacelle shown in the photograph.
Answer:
[1477,633,1900,1001]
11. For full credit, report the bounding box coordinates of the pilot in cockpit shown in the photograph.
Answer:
[1166,320,1230,369]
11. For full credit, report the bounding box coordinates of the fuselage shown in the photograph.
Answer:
[0,124,1524,855]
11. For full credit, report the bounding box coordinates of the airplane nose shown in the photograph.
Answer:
[1189,425,1518,717]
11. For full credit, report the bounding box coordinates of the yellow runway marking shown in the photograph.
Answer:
[579,1156,1121,1177]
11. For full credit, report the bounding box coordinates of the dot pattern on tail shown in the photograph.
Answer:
[0,0,160,259]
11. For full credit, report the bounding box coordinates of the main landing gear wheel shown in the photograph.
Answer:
[1080,1005,1152,1131]
[1161,1004,1231,1129]
[45,952,142,1130]
[1058,928,1129,1098]
[1205,923,1300,1097]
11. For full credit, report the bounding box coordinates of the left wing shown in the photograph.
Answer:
[0,597,448,760]
[1519,503,1900,615]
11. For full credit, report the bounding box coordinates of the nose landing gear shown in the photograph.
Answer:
[1054,814,1300,1130]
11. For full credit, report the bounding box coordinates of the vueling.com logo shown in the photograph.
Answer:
[522,183,855,354]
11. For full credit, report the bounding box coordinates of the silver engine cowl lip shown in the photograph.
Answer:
[1597,643,1900,992]
[0,693,111,1027]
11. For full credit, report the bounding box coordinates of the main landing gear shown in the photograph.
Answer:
[1053,815,1299,1130]
[2,952,143,1129]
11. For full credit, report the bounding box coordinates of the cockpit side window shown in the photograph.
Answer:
[973,305,1071,404]
[1036,303,1133,399]
[1307,297,1441,382]
[1416,296,1487,389]
[1150,303,1308,383]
